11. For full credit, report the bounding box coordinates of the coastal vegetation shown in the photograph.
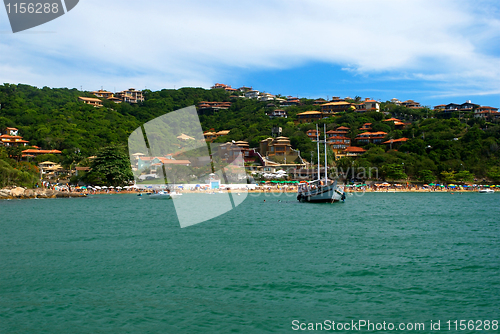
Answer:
[0,83,499,186]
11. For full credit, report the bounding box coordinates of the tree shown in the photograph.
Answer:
[381,164,407,181]
[418,169,435,183]
[454,170,474,183]
[487,166,500,182]
[440,171,456,184]
[84,146,133,186]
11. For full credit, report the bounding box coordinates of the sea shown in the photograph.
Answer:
[1,192,499,333]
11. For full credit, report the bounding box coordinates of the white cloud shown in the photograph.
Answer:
[0,0,498,96]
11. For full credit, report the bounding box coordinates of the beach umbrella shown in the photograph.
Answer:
[101,186,108,189]
[178,185,183,188]
[94,186,101,189]
[116,186,122,189]
[429,183,436,186]
[195,184,200,187]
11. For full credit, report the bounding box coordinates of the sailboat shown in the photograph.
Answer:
[297,124,346,203]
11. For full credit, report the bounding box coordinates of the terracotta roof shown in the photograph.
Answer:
[321,102,352,106]
[328,136,350,140]
[22,149,62,154]
[384,118,402,122]
[382,138,408,144]
[78,97,102,102]
[337,126,350,130]
[297,111,322,115]
[344,146,366,153]
[0,135,22,139]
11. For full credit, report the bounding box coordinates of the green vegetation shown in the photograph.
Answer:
[1,83,499,186]
[0,147,39,188]
[81,146,133,186]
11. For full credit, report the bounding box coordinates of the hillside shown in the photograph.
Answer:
[1,84,500,185]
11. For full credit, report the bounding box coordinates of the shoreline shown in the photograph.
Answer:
[0,186,493,200]
[0,187,86,200]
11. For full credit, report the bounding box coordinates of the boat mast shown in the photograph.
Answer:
[316,124,320,181]
[324,123,328,183]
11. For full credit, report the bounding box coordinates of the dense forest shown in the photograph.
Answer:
[0,83,499,186]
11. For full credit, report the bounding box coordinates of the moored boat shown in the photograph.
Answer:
[297,179,345,203]
[297,124,345,203]
[478,188,494,193]
[147,190,181,199]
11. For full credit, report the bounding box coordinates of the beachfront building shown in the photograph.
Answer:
[78,97,103,107]
[137,156,191,176]
[260,137,301,164]
[38,161,65,180]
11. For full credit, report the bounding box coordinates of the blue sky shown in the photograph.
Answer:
[1,0,499,108]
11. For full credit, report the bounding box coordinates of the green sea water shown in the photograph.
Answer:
[0,192,499,333]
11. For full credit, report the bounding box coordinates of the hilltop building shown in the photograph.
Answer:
[78,97,103,107]
[0,127,30,147]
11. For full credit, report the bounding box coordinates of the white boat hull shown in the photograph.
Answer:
[147,191,181,199]
[297,181,345,203]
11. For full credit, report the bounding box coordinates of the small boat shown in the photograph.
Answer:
[478,188,494,193]
[297,179,345,203]
[297,124,345,203]
[147,190,180,199]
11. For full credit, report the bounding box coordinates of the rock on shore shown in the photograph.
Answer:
[0,187,85,200]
